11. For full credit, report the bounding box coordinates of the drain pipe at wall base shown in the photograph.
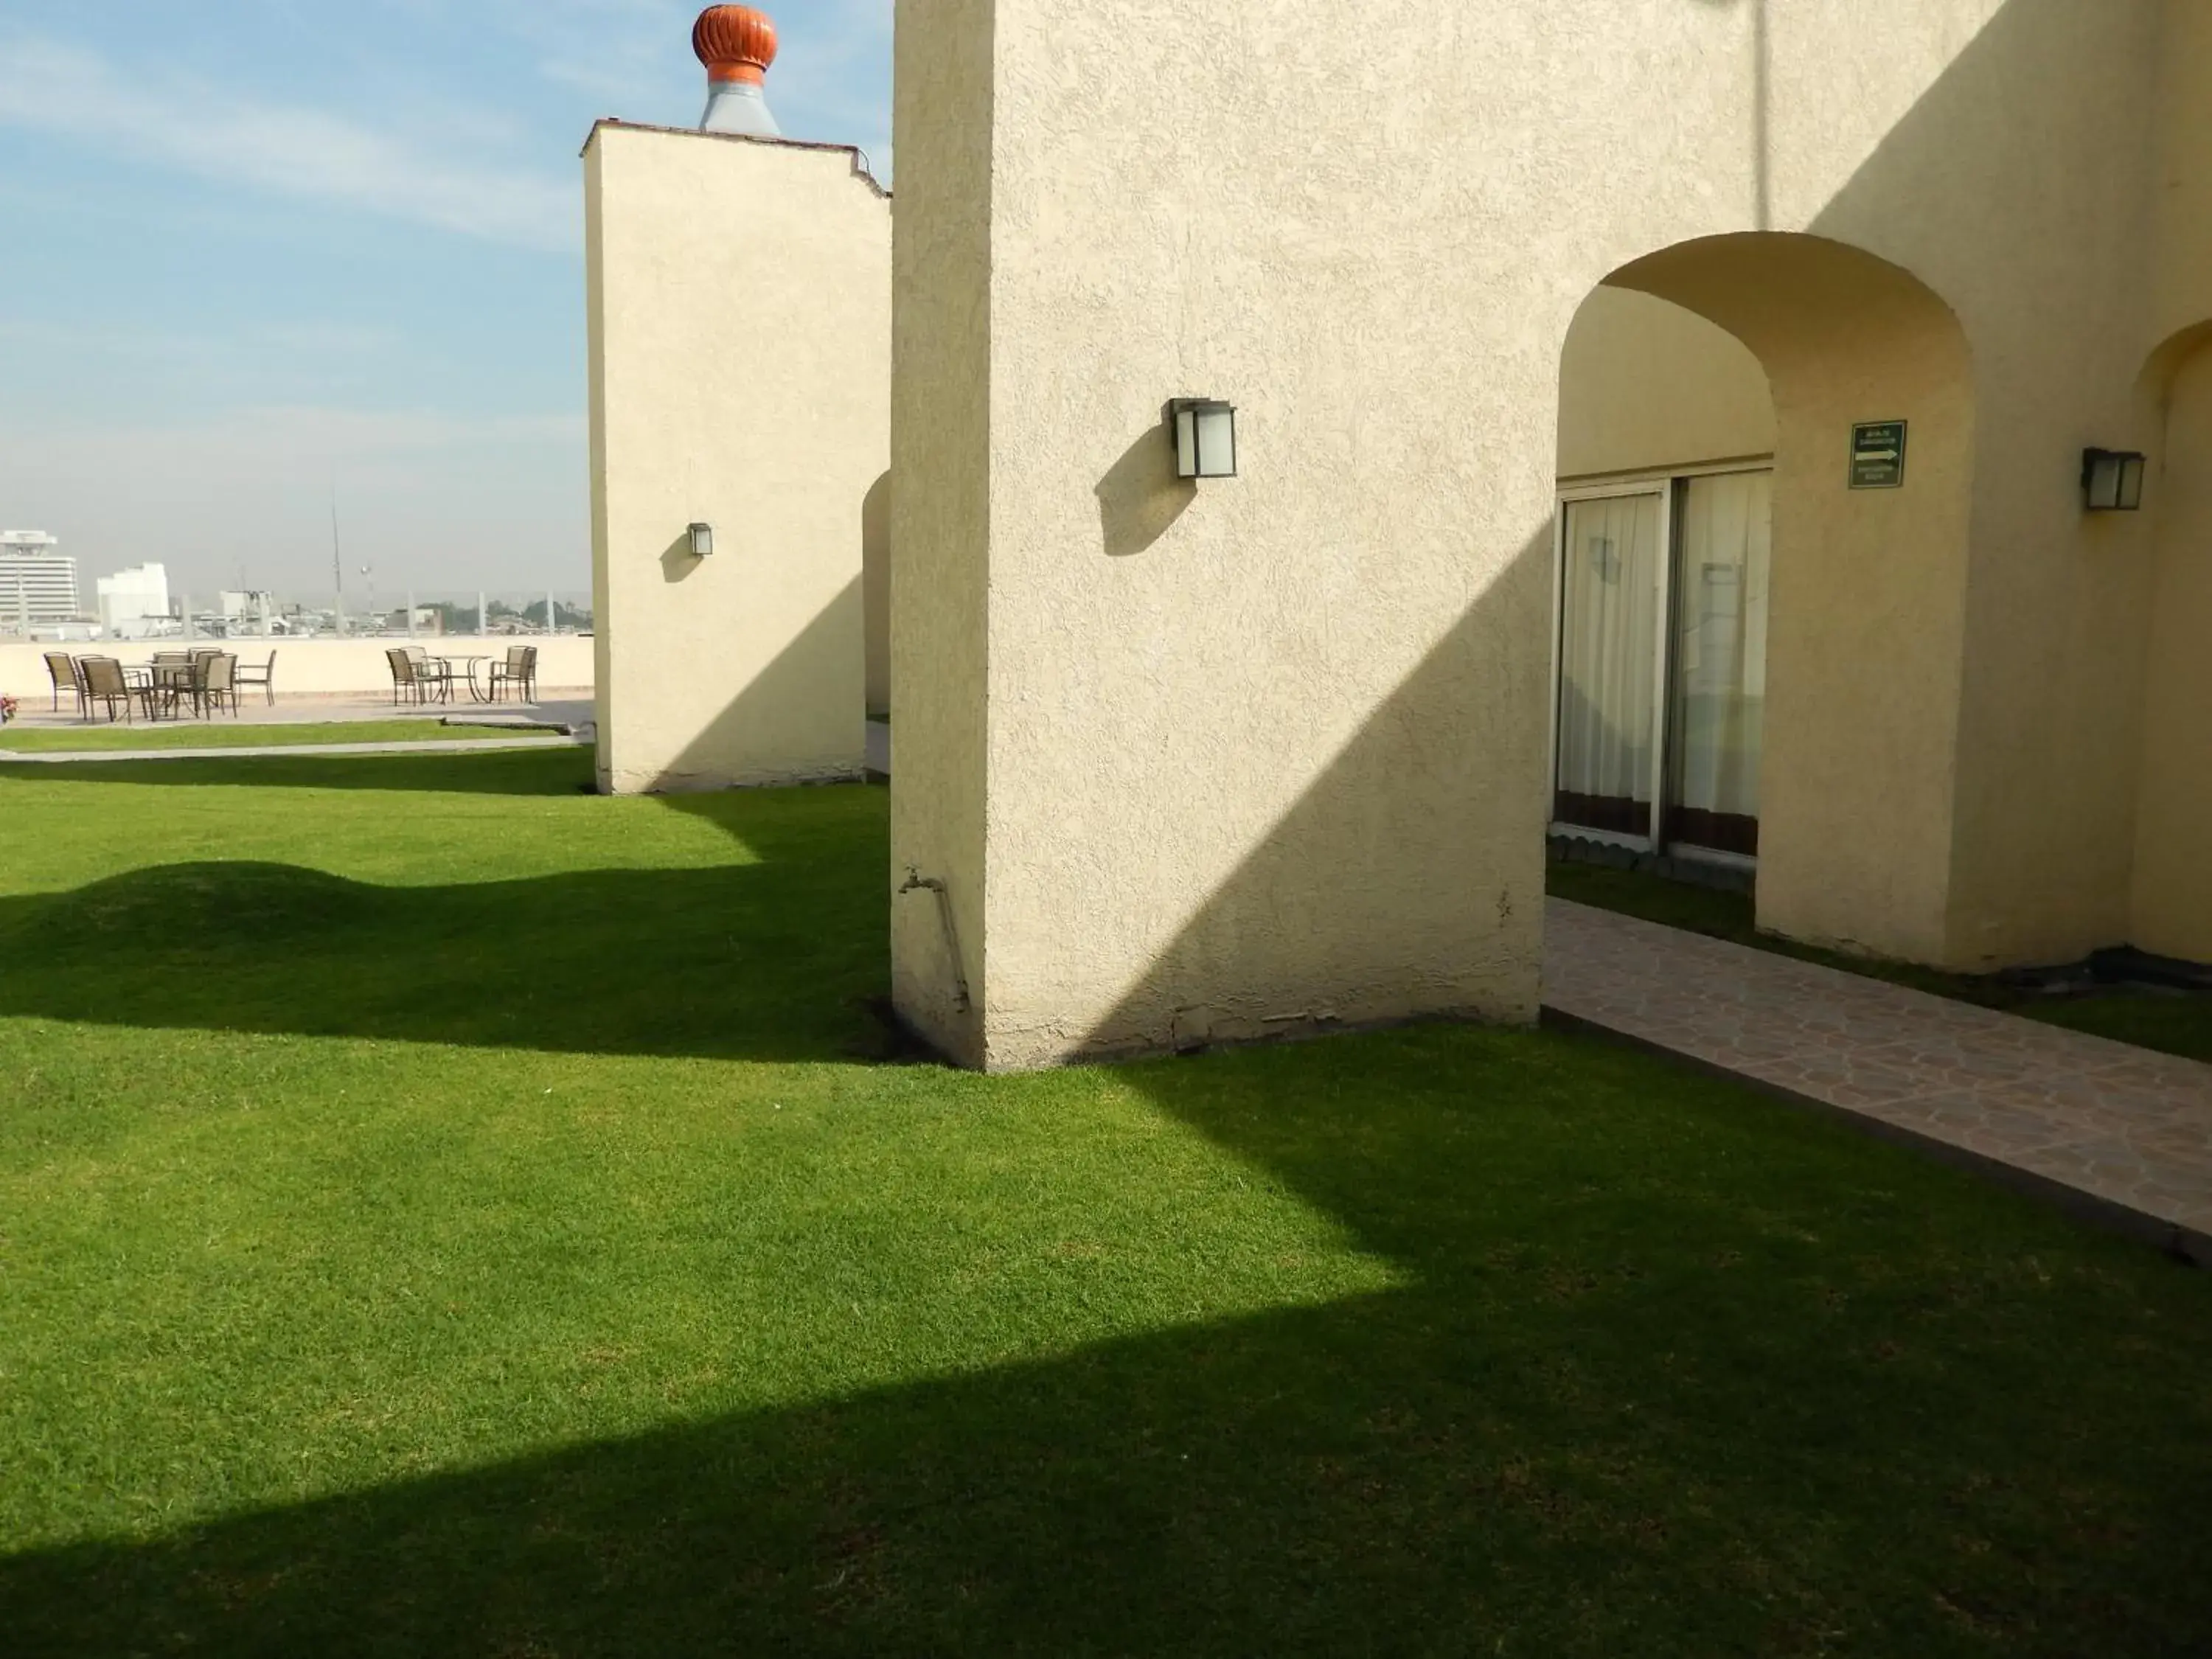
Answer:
[898,869,973,1014]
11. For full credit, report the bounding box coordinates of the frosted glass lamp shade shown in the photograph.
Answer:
[688,522,715,557]
[2082,448,2146,512]
[1170,399,1238,480]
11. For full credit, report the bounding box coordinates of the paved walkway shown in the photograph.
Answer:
[4,696,594,733]
[1544,898,2212,1260]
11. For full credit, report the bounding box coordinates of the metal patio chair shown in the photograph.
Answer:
[201,653,240,717]
[484,644,538,704]
[236,650,277,706]
[386,647,425,706]
[77,656,145,723]
[44,651,80,715]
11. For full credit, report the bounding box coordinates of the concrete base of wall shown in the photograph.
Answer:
[596,761,866,796]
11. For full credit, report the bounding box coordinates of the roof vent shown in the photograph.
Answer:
[694,6,781,138]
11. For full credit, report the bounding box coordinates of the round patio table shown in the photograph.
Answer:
[436,656,493,703]
[135,661,199,719]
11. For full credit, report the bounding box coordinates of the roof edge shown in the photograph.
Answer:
[580,118,889,198]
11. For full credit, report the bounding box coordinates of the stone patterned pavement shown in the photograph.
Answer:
[1544,898,2212,1260]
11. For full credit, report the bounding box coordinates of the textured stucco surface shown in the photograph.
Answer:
[888,0,995,1064]
[2132,338,2212,961]
[585,122,887,795]
[1557,289,1775,480]
[2152,2,2212,347]
[1608,234,1978,967]
[892,0,2197,1068]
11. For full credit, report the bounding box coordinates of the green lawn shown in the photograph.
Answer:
[1549,861,2212,1063]
[2,751,2208,1656]
[0,717,562,753]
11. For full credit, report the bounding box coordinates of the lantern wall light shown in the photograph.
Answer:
[1169,398,1239,480]
[687,521,716,557]
[2081,448,2146,512]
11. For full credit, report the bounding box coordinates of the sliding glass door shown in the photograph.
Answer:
[1553,490,1666,839]
[1552,470,1770,860]
[1666,471,1770,856]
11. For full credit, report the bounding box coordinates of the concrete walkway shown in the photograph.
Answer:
[1545,897,2212,1260]
[3,696,595,734]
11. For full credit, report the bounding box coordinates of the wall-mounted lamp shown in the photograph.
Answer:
[2081,449,2146,512]
[1169,399,1238,480]
[687,521,716,557]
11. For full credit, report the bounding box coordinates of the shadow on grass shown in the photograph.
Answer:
[4,762,2210,1649]
[4,1026,2211,1655]
[0,747,591,797]
[0,772,896,1063]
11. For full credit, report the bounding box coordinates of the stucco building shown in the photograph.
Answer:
[584,7,888,796]
[596,4,2212,1071]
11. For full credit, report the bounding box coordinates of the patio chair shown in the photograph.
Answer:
[201,653,240,717]
[412,644,457,704]
[236,650,277,706]
[77,655,145,724]
[44,651,80,715]
[386,647,425,706]
[484,644,538,703]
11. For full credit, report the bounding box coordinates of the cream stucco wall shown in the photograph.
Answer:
[585,122,888,795]
[891,0,2192,1068]
[2132,338,2212,961]
[2152,1,2212,350]
[888,0,995,1061]
[1608,234,1981,966]
[1557,288,1775,481]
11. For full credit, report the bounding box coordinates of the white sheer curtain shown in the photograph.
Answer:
[1669,471,1771,846]
[1554,493,1662,835]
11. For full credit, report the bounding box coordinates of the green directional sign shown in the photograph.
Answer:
[1850,420,1907,489]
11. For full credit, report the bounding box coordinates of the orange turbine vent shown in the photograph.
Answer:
[693,5,778,86]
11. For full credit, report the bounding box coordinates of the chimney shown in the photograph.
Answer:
[694,6,781,138]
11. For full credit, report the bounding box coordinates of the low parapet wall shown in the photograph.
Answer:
[0,638,597,703]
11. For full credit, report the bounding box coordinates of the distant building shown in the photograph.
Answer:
[218,590,278,632]
[98,563,173,636]
[0,531,80,626]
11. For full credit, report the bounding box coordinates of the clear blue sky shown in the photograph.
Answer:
[0,1,891,601]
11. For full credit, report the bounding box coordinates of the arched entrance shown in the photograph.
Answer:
[1552,287,1776,865]
[2132,324,2212,962]
[1552,234,1976,961]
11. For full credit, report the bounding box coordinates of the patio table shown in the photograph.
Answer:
[131,662,198,720]
[437,655,494,703]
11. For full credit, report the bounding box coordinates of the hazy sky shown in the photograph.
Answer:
[0,1,891,600]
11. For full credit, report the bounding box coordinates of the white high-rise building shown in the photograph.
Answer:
[0,531,80,627]
[98,562,173,637]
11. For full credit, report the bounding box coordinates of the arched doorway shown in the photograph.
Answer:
[1552,287,1776,866]
[2132,324,2212,962]
[1551,234,1976,961]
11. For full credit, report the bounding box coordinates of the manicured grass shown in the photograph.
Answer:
[1549,860,2212,1063]
[0,718,543,753]
[2,751,2210,1656]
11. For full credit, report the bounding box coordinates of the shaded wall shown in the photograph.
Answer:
[888,0,996,1062]
[1557,289,1775,481]
[2132,338,2212,960]
[585,122,888,796]
[863,474,891,717]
